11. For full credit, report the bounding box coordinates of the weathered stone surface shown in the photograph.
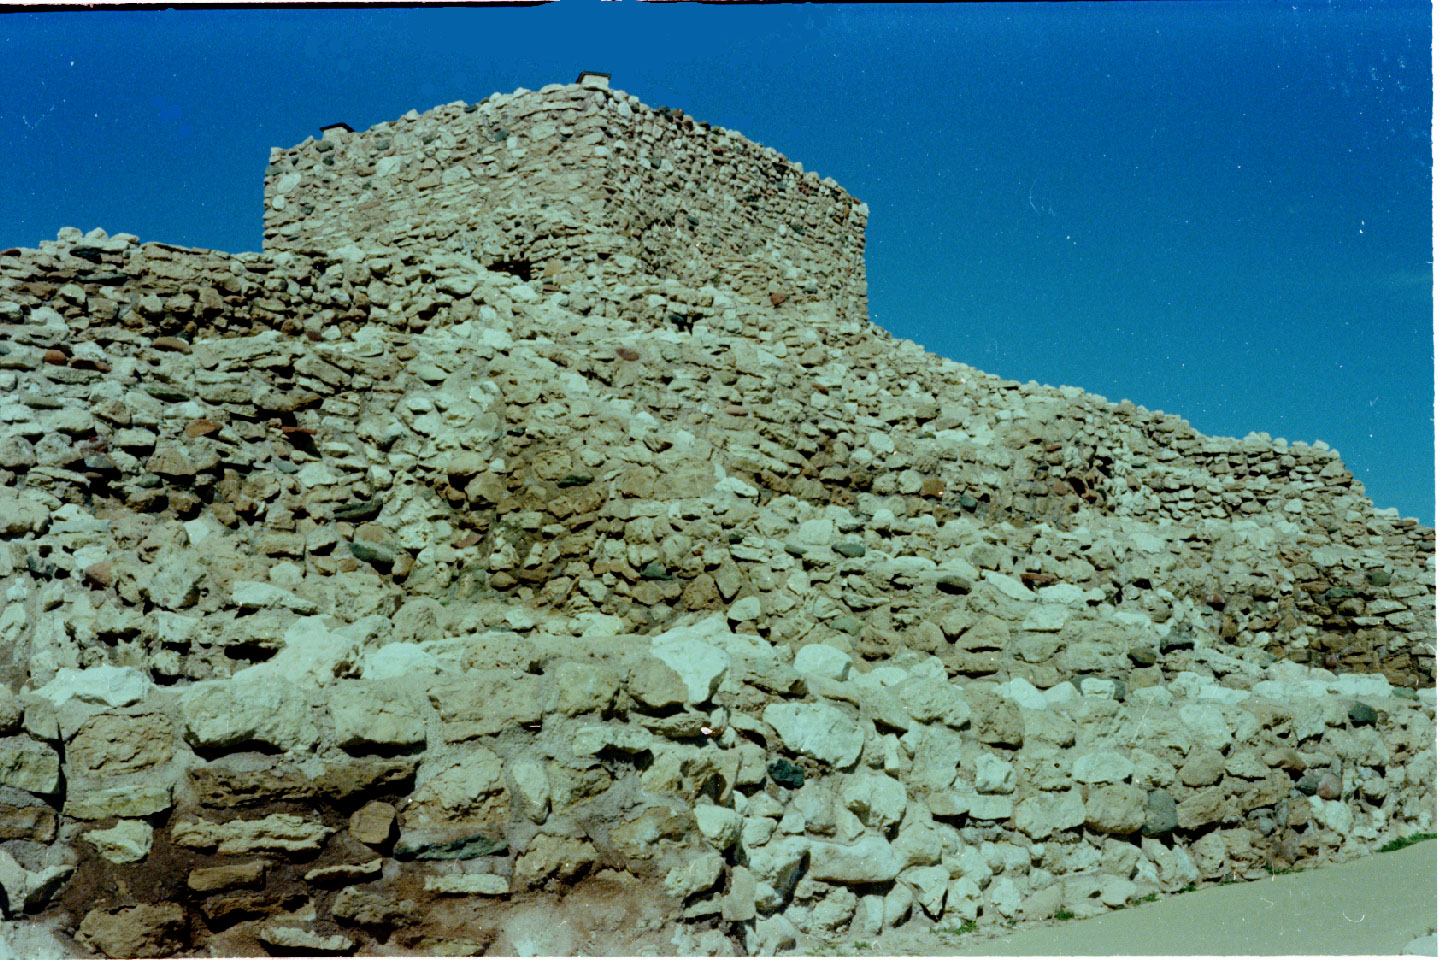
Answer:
[1084,783,1147,834]
[763,702,865,768]
[806,834,903,884]
[425,873,508,895]
[1072,751,1135,785]
[30,666,151,710]
[171,813,335,854]
[0,76,1432,956]
[0,738,60,794]
[188,860,266,893]
[258,926,355,954]
[83,820,154,862]
[349,800,397,846]
[1142,789,1179,836]
[650,618,732,704]
[189,758,415,807]
[840,772,909,829]
[1014,788,1086,839]
[76,903,185,959]
[514,835,598,889]
[330,682,427,749]
[67,711,173,783]
[180,679,318,751]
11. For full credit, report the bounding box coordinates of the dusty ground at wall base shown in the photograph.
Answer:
[844,840,1437,958]
[0,843,1434,957]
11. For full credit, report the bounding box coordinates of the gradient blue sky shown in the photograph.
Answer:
[1,2,1432,523]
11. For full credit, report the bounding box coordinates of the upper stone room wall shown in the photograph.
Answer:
[262,75,870,326]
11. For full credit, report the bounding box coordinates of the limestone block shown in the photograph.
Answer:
[553,661,620,715]
[997,677,1048,710]
[65,784,171,820]
[1014,788,1085,839]
[171,813,334,854]
[627,656,690,711]
[1072,751,1134,784]
[514,835,598,889]
[76,903,185,959]
[0,737,59,794]
[1178,703,1233,751]
[974,752,1017,794]
[650,618,732,704]
[1084,784,1146,834]
[723,864,758,922]
[188,860,266,893]
[141,551,206,610]
[1175,785,1236,830]
[794,643,852,681]
[83,820,154,863]
[330,681,427,749]
[0,490,48,536]
[694,803,742,850]
[413,747,505,815]
[430,670,544,739]
[231,580,319,614]
[258,927,355,954]
[966,687,1024,746]
[1177,746,1227,787]
[66,711,173,784]
[509,756,551,824]
[806,834,902,885]
[898,677,972,728]
[903,864,950,917]
[840,772,909,829]
[30,666,151,711]
[425,873,508,895]
[764,702,865,768]
[664,849,725,899]
[944,876,982,921]
[349,801,396,846]
[180,679,318,751]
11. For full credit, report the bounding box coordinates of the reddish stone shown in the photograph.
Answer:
[616,346,640,361]
[83,562,113,589]
[184,418,221,439]
[70,357,111,373]
[769,291,788,307]
[1316,772,1342,800]
[151,336,191,353]
[42,349,67,365]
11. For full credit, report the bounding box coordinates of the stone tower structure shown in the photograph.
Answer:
[262,74,870,328]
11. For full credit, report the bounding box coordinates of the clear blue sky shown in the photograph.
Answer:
[1,2,1432,524]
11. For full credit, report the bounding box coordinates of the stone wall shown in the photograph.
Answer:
[262,78,870,328]
[0,80,1433,957]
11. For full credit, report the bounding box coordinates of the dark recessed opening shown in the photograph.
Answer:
[487,258,531,282]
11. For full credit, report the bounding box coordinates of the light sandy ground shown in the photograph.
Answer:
[874,840,1437,957]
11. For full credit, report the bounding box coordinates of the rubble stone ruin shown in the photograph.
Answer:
[0,74,1433,956]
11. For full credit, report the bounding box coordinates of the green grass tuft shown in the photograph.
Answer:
[1053,907,1076,921]
[935,920,979,936]
[1140,892,1159,902]
[1380,832,1437,853]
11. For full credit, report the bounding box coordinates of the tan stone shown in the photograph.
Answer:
[349,800,397,846]
[77,902,185,958]
[188,860,266,893]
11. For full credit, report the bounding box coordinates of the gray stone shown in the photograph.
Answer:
[807,834,903,885]
[763,702,865,768]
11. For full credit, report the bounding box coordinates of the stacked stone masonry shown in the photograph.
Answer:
[263,78,870,328]
[0,79,1433,958]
